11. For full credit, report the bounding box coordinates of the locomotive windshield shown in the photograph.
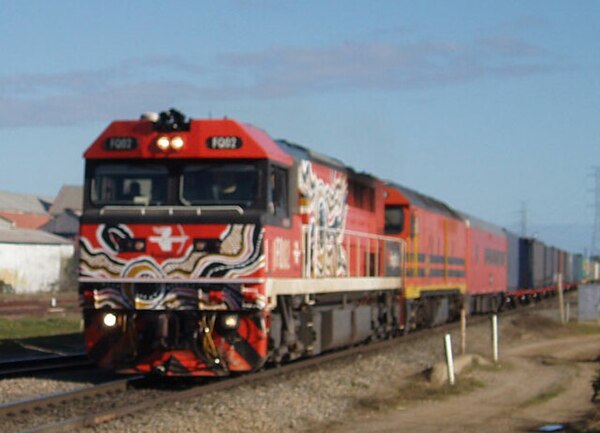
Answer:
[88,161,262,208]
[90,163,169,206]
[181,163,259,207]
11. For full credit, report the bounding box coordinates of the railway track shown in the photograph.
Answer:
[0,297,568,433]
[0,376,142,418]
[0,353,92,379]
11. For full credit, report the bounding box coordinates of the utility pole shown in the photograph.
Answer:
[519,201,528,237]
[591,167,600,258]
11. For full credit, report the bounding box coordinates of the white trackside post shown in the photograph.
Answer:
[444,334,455,385]
[460,295,467,355]
[558,273,565,324]
[491,314,499,363]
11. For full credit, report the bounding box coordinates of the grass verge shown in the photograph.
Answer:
[566,322,600,336]
[0,314,81,340]
[523,383,567,407]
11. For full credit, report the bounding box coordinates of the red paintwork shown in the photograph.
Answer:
[265,220,303,278]
[84,310,268,376]
[84,119,293,166]
[467,227,508,295]
[465,224,507,295]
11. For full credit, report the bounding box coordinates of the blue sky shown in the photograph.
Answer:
[0,1,598,252]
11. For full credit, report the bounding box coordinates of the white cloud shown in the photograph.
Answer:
[0,37,556,127]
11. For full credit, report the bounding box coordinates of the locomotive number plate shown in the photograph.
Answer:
[206,136,242,150]
[104,137,138,151]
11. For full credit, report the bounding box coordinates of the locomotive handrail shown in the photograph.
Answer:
[78,277,265,284]
[99,205,244,216]
[301,225,405,279]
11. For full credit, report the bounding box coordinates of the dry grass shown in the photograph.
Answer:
[355,372,484,413]
[523,383,568,407]
[568,407,600,433]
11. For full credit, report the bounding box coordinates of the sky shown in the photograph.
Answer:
[0,1,599,252]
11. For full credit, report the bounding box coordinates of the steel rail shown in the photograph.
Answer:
[0,353,92,379]
[0,376,143,418]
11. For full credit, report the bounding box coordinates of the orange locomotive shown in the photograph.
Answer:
[384,184,468,330]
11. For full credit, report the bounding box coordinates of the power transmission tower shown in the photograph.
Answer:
[591,167,600,258]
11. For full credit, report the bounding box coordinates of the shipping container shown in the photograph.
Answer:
[543,246,555,287]
[519,238,545,289]
[564,252,573,284]
[575,254,589,282]
[504,229,520,291]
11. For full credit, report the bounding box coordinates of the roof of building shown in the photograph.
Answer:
[0,215,13,229]
[0,212,51,229]
[49,185,83,216]
[0,227,73,245]
[0,190,53,214]
[40,209,80,236]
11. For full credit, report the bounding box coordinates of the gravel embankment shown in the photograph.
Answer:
[0,377,85,404]
[0,304,569,433]
[0,368,127,404]
[83,307,566,433]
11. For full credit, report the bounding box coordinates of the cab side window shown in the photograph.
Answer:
[271,166,289,218]
[385,205,405,234]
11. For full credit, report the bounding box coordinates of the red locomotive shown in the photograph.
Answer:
[79,109,405,376]
[79,109,580,376]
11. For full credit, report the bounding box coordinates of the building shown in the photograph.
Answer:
[0,189,53,229]
[0,187,82,293]
[0,215,13,229]
[41,185,83,240]
[0,227,75,293]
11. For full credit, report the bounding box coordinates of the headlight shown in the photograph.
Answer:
[103,312,117,327]
[156,136,170,151]
[221,313,239,330]
[170,136,185,150]
[156,136,185,151]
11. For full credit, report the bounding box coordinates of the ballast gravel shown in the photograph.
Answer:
[82,307,564,433]
[0,305,567,433]
[0,377,84,404]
